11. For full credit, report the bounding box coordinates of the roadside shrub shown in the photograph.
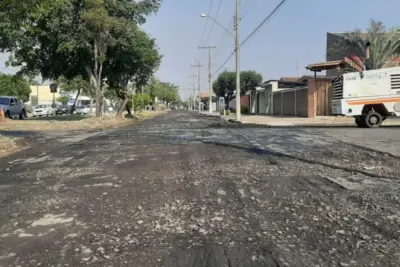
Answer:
[241,105,249,114]
[219,110,231,116]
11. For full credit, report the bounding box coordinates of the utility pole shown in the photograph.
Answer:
[188,75,197,110]
[234,0,241,121]
[199,46,216,115]
[191,61,202,112]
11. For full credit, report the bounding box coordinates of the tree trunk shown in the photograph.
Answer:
[224,96,229,110]
[131,89,135,115]
[118,97,129,115]
[126,105,132,115]
[71,88,81,115]
[89,99,94,114]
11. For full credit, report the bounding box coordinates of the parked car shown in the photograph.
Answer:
[75,105,94,115]
[56,105,74,115]
[32,104,54,117]
[0,96,27,119]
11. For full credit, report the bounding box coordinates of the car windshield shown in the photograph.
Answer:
[0,98,9,105]
[36,105,47,108]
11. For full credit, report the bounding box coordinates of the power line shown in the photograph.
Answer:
[241,0,259,20]
[240,0,287,46]
[212,51,235,75]
[198,0,214,47]
[211,0,288,76]
[205,0,224,44]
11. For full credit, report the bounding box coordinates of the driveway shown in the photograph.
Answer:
[0,111,399,266]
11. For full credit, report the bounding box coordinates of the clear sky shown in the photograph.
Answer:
[1,0,399,99]
[142,0,400,99]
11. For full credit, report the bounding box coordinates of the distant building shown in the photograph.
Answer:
[28,85,61,106]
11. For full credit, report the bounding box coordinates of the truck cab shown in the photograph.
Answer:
[0,96,27,119]
[331,67,400,127]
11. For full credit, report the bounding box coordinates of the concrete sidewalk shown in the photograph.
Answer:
[223,115,400,127]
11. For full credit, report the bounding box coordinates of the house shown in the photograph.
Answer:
[247,79,307,115]
[326,32,400,76]
[246,60,357,118]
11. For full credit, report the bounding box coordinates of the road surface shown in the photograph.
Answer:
[1,111,400,266]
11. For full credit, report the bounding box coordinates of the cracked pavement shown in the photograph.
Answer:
[1,111,400,266]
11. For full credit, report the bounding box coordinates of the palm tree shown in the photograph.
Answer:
[328,20,400,70]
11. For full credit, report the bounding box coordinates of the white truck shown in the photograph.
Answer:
[331,66,400,128]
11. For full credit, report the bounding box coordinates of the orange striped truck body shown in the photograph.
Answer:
[331,67,400,127]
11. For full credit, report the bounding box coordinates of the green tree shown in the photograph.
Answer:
[56,96,70,105]
[0,74,31,101]
[328,19,400,70]
[0,0,161,117]
[105,24,162,115]
[213,70,262,108]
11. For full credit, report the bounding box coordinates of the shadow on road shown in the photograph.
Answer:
[28,115,89,121]
[202,140,393,179]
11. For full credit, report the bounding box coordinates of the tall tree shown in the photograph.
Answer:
[213,70,262,108]
[105,23,162,115]
[213,71,236,109]
[0,0,161,117]
[328,20,400,70]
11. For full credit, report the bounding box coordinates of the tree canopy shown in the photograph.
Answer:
[0,74,32,102]
[144,79,181,104]
[328,19,400,70]
[0,0,162,116]
[213,70,262,107]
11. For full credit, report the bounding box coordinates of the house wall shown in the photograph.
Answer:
[257,91,266,113]
[296,89,308,117]
[228,95,249,110]
[273,93,282,115]
[249,91,257,114]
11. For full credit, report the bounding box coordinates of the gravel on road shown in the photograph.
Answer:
[0,111,399,267]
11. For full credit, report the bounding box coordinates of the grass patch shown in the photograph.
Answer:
[0,111,165,131]
[0,136,27,158]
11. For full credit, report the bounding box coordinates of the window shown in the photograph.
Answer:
[0,98,9,105]
[10,99,15,105]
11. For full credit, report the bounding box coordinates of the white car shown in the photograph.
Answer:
[32,104,54,117]
[75,105,95,115]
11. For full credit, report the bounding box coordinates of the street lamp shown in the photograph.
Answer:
[201,5,240,121]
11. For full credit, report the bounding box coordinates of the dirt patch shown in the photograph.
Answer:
[0,136,28,158]
[0,111,165,131]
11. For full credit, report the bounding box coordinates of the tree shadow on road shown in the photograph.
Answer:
[202,140,392,179]
[28,115,89,121]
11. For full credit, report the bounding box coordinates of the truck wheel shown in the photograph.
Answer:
[364,111,383,128]
[355,116,366,127]
[19,110,27,120]
[5,111,11,119]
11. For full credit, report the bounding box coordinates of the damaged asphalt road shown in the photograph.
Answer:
[1,111,400,267]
